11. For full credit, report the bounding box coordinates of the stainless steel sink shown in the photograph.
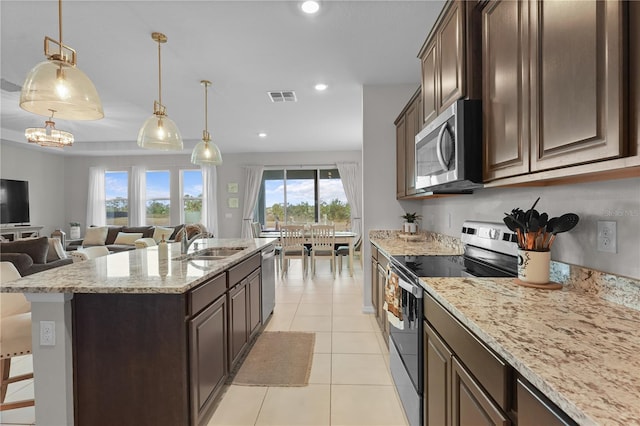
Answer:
[174,247,246,261]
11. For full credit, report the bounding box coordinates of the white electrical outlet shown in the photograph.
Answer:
[40,321,55,346]
[597,220,617,253]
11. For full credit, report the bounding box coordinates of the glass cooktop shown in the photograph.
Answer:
[391,255,466,278]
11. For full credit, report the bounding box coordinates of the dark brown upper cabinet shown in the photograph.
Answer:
[419,0,481,128]
[483,0,628,182]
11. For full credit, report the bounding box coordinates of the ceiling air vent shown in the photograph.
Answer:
[1,78,22,93]
[268,90,297,103]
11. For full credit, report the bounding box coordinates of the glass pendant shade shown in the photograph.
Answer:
[137,113,183,151]
[191,80,222,166]
[20,60,103,120]
[191,138,222,165]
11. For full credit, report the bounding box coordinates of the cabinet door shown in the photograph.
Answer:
[189,296,227,426]
[529,0,625,171]
[517,377,574,426]
[424,322,452,426]
[451,357,510,426]
[482,0,530,181]
[396,115,407,198]
[405,97,419,195]
[421,40,439,126]
[371,257,379,315]
[248,270,261,338]
[229,282,248,369]
[438,0,465,112]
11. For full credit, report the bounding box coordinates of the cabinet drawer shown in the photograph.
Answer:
[425,294,510,410]
[228,253,261,286]
[371,244,379,261]
[189,273,227,317]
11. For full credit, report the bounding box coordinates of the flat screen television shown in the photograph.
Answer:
[0,179,30,225]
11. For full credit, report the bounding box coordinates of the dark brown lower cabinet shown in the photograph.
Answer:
[452,357,511,426]
[229,280,249,369]
[516,377,574,426]
[248,269,262,339]
[189,295,227,426]
[424,322,452,426]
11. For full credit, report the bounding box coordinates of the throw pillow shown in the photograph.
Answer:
[46,238,68,262]
[83,226,108,246]
[113,232,144,245]
[152,226,174,243]
[0,236,49,264]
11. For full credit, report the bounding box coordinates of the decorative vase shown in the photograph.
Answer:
[517,249,550,284]
[70,226,81,240]
[403,222,417,234]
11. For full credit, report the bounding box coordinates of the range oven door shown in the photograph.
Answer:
[388,267,424,426]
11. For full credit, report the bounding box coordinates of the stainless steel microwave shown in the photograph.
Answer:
[415,99,483,192]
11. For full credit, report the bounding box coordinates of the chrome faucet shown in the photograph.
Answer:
[178,225,211,254]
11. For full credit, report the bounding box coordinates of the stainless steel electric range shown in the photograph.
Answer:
[387,221,518,426]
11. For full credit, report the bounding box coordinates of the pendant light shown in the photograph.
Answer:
[25,109,74,147]
[191,80,223,165]
[20,0,103,121]
[137,32,183,151]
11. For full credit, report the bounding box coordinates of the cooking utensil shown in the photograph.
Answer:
[545,213,579,249]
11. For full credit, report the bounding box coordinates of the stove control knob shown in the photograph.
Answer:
[488,228,498,239]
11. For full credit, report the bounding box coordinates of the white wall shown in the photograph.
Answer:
[0,142,66,237]
[420,177,640,279]
[362,84,423,312]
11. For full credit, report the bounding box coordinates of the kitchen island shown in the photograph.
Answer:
[369,231,640,426]
[0,238,276,426]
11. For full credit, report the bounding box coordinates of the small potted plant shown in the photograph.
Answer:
[69,222,81,239]
[401,212,421,234]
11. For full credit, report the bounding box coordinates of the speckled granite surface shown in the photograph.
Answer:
[0,238,276,294]
[421,277,640,426]
[369,229,462,256]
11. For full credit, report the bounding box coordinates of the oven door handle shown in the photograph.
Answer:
[397,277,423,298]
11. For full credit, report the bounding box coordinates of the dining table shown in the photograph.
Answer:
[259,230,358,276]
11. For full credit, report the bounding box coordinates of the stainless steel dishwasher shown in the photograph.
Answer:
[261,245,276,323]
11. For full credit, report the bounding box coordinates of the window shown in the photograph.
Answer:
[182,170,203,223]
[257,168,350,230]
[146,171,171,226]
[105,171,128,225]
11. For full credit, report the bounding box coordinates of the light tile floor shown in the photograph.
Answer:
[0,259,409,426]
[208,259,409,426]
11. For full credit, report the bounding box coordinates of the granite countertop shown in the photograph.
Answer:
[370,230,640,425]
[0,238,276,294]
[422,277,640,426]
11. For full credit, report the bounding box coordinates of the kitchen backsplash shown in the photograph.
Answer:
[370,229,640,311]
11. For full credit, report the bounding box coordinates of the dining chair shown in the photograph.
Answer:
[310,224,336,277]
[336,234,361,274]
[0,262,35,411]
[279,225,308,277]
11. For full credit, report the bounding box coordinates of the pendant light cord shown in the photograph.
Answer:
[204,83,208,133]
[58,0,63,54]
[157,37,162,106]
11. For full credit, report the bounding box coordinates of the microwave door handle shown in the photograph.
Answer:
[436,123,449,171]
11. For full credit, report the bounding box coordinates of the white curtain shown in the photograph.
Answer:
[201,165,219,237]
[241,165,264,238]
[129,166,146,226]
[86,166,106,227]
[337,162,362,238]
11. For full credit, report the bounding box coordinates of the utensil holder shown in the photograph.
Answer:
[517,249,550,284]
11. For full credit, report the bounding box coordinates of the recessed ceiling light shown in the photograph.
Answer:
[301,1,320,14]
[258,132,267,138]
[314,83,328,91]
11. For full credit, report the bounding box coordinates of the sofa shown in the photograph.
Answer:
[0,236,73,276]
[66,224,187,253]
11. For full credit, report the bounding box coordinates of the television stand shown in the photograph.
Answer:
[0,225,43,242]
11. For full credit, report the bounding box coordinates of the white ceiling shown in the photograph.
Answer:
[0,0,444,157]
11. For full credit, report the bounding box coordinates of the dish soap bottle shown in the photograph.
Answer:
[158,234,168,260]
